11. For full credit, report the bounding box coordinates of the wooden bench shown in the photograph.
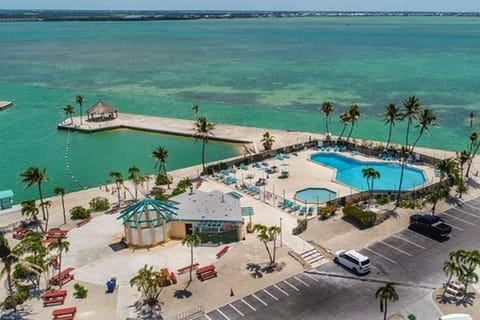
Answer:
[216,246,229,258]
[52,306,76,319]
[43,295,65,307]
[177,263,199,274]
[44,290,67,299]
[76,217,91,228]
[199,270,217,281]
[196,265,215,275]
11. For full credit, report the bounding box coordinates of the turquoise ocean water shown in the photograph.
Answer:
[1,17,480,202]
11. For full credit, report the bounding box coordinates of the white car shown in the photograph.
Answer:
[334,250,371,274]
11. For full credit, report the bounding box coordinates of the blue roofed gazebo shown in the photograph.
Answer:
[117,198,178,247]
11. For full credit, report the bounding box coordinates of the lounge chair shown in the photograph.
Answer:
[240,163,249,170]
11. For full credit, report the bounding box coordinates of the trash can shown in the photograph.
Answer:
[106,278,116,293]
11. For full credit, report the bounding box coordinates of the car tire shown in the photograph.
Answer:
[333,257,338,263]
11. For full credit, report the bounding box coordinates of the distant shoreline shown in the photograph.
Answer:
[1,10,480,23]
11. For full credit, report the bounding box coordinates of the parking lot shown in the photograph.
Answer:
[198,197,480,320]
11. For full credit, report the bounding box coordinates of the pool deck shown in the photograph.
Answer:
[57,113,318,152]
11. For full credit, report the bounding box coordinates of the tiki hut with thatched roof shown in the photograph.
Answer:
[86,101,118,121]
[117,198,178,247]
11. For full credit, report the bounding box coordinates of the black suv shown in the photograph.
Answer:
[409,214,452,240]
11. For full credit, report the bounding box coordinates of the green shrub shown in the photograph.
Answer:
[154,188,169,201]
[73,283,88,299]
[171,177,193,196]
[1,285,29,310]
[342,205,377,229]
[398,198,424,209]
[89,196,110,212]
[292,219,308,235]
[319,205,337,219]
[70,206,91,220]
[375,194,390,205]
[155,173,171,186]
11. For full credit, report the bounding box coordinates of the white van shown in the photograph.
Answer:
[334,250,371,274]
[439,314,473,320]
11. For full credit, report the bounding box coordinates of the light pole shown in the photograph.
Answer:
[280,217,283,247]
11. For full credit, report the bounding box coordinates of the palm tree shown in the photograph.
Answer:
[130,265,163,314]
[62,105,75,125]
[375,282,399,320]
[424,186,449,215]
[54,187,67,225]
[75,95,84,125]
[0,237,40,314]
[48,238,70,287]
[151,147,169,174]
[0,236,18,313]
[410,108,437,152]
[321,101,335,134]
[109,171,124,204]
[15,232,47,289]
[401,96,422,148]
[253,224,281,265]
[20,199,44,233]
[466,132,480,178]
[182,234,201,283]
[193,115,216,173]
[396,145,412,206]
[337,110,350,142]
[261,132,275,151]
[384,103,401,149]
[20,167,48,220]
[362,168,380,208]
[456,150,470,199]
[441,259,461,298]
[268,226,281,264]
[435,158,458,182]
[40,200,52,232]
[128,166,141,200]
[346,104,360,142]
[151,146,170,189]
[450,250,480,294]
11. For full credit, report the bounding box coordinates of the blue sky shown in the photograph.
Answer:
[2,0,479,11]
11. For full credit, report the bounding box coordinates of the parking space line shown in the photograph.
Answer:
[217,309,231,320]
[283,280,300,291]
[273,284,289,296]
[453,207,480,219]
[379,240,412,256]
[442,221,463,231]
[205,314,212,320]
[392,234,426,249]
[262,289,279,301]
[241,298,256,311]
[442,212,475,225]
[293,276,310,287]
[461,203,480,212]
[252,293,268,306]
[229,304,244,317]
[303,273,319,282]
[364,247,397,264]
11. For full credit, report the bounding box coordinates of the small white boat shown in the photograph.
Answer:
[0,101,13,111]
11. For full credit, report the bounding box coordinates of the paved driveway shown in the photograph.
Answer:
[197,196,480,320]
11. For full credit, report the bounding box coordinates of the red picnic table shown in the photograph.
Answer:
[43,290,67,307]
[12,227,30,240]
[47,228,68,238]
[49,268,74,286]
[52,306,76,320]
